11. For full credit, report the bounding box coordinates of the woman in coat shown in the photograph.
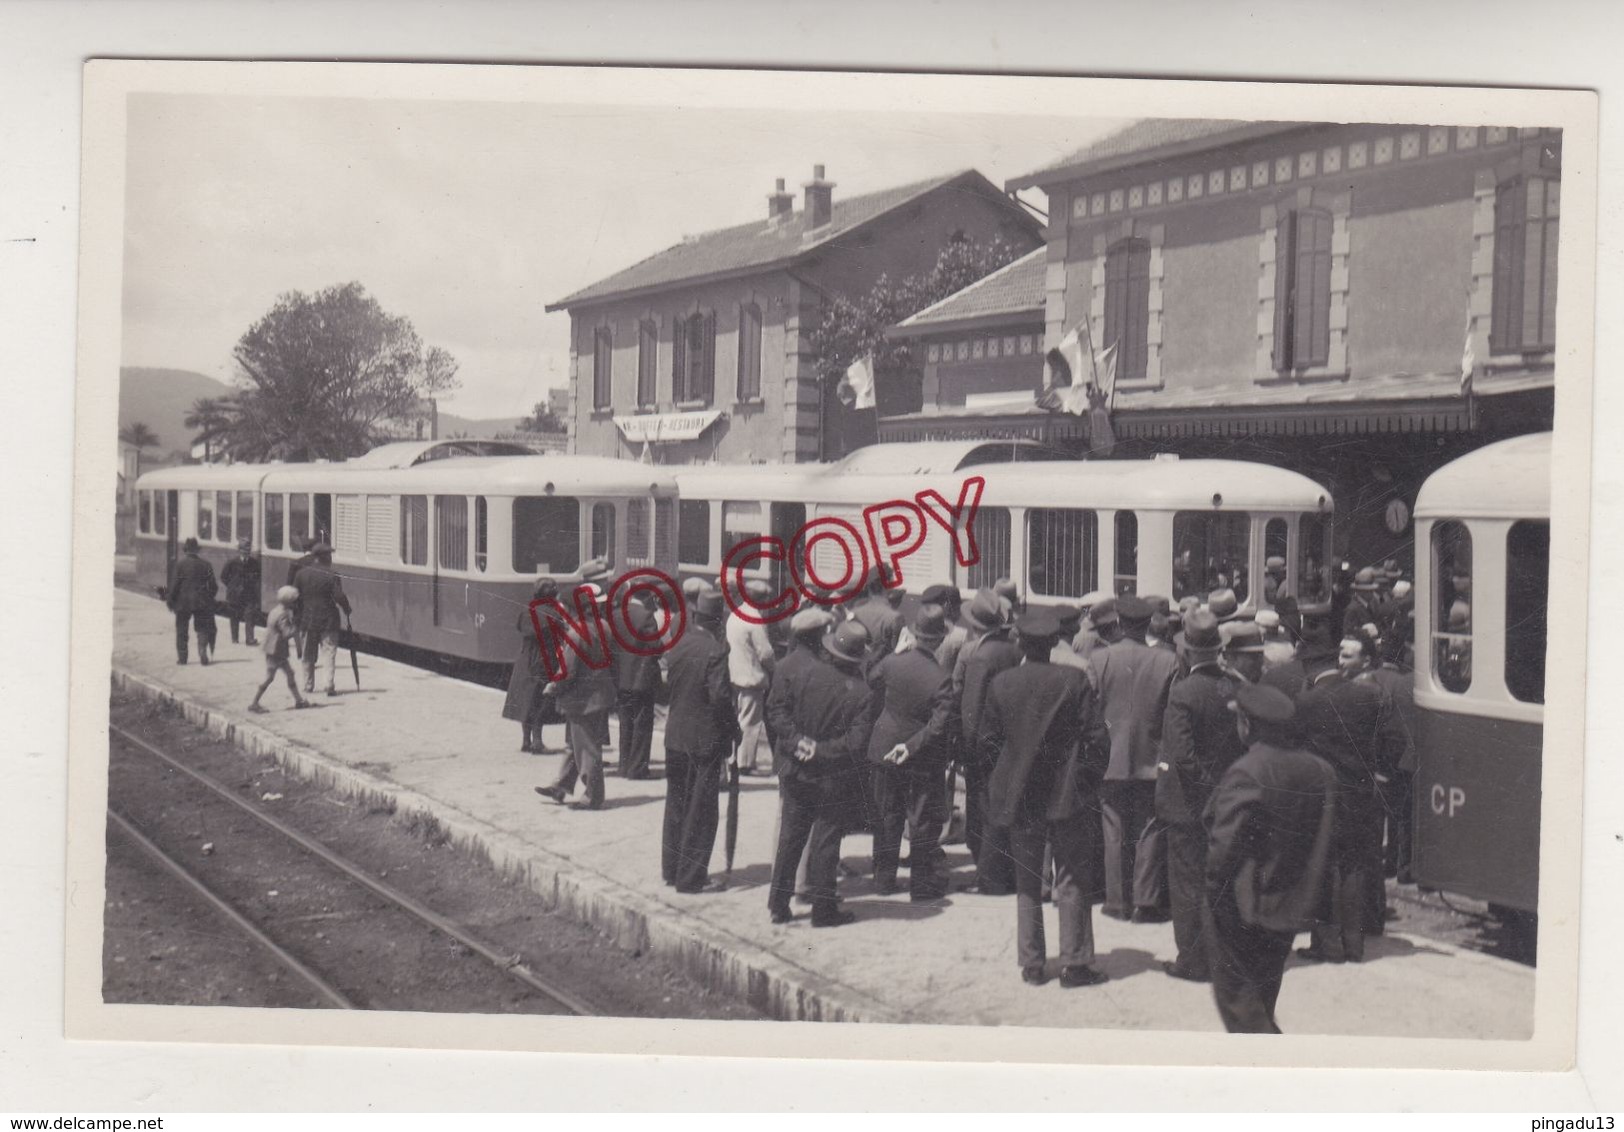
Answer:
[503,578,562,753]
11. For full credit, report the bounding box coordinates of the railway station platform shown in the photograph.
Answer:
[108,587,1535,1035]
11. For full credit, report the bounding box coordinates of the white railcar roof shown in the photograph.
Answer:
[1416,432,1551,521]
[342,439,533,468]
[829,439,1057,474]
[261,454,679,496]
[136,463,310,490]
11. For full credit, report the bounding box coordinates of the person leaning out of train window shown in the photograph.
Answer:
[292,541,351,697]
[167,536,220,666]
[250,586,310,714]
[221,536,262,647]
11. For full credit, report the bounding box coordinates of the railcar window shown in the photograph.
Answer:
[334,495,365,557]
[1028,509,1098,598]
[436,496,468,572]
[514,496,581,575]
[654,497,676,569]
[965,506,1011,592]
[314,494,332,546]
[366,495,396,559]
[626,498,652,566]
[1431,520,1473,693]
[265,494,284,551]
[1263,518,1288,605]
[197,492,214,542]
[1114,510,1138,595]
[400,495,429,566]
[474,496,488,572]
[289,494,310,551]
[1505,520,1549,704]
[590,502,617,565]
[722,501,767,572]
[155,493,166,536]
[237,491,254,547]
[678,500,711,566]
[216,491,233,543]
[1172,511,1251,603]
[1298,513,1330,603]
[138,491,151,534]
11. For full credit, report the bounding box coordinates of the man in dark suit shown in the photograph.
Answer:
[1204,682,1337,1033]
[614,590,663,779]
[534,585,619,811]
[865,605,956,900]
[166,537,218,665]
[220,537,261,646]
[766,613,872,927]
[656,587,739,895]
[1341,567,1384,640]
[292,542,351,697]
[1157,609,1244,982]
[1295,636,1408,962]
[981,608,1112,988]
[1090,594,1179,922]
[956,590,1022,895]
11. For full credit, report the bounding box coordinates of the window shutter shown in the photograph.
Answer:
[672,315,687,402]
[702,311,717,404]
[1491,180,1525,354]
[1274,212,1295,370]
[1307,211,1332,366]
[1129,242,1150,380]
[1541,187,1559,349]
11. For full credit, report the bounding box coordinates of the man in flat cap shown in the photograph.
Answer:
[1204,683,1337,1033]
[981,608,1111,988]
[864,605,956,900]
[766,615,872,927]
[1157,609,1244,982]
[726,578,779,777]
[1091,593,1179,923]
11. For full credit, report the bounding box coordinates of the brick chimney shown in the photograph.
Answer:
[803,164,835,230]
[766,177,794,225]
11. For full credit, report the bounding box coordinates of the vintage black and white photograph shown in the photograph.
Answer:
[64,62,1595,1066]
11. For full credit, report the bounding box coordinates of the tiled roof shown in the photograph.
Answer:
[1008,118,1303,188]
[892,247,1046,331]
[548,169,1018,310]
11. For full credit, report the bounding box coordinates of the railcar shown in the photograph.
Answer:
[674,452,1335,616]
[133,441,680,665]
[1411,432,1549,921]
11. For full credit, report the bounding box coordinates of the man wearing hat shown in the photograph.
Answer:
[612,587,663,779]
[220,536,262,646]
[765,615,872,927]
[653,586,740,894]
[1206,588,1243,624]
[918,584,968,674]
[505,577,563,754]
[1221,621,1268,685]
[534,584,618,810]
[849,567,905,671]
[980,608,1112,988]
[726,578,779,777]
[1204,683,1337,1033]
[166,536,219,666]
[1073,594,1121,662]
[293,541,350,695]
[1262,556,1288,607]
[1156,609,1244,982]
[1091,593,1179,922]
[1341,567,1384,640]
[682,574,709,607]
[1049,605,1096,686]
[864,606,956,900]
[954,589,1023,895]
[992,576,1021,617]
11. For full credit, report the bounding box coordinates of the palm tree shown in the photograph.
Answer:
[183,397,237,463]
[118,421,160,480]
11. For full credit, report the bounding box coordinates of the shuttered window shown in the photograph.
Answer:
[737,304,763,401]
[400,494,429,566]
[638,320,658,407]
[333,494,364,556]
[365,495,395,559]
[626,498,652,566]
[1491,177,1559,354]
[1028,508,1099,598]
[673,312,716,405]
[1103,239,1150,382]
[436,495,468,572]
[592,326,613,410]
[965,507,1011,592]
[1274,208,1332,371]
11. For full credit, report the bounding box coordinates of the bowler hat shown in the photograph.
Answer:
[1223,621,1267,653]
[1206,588,1241,622]
[1233,681,1296,723]
[1254,609,1282,634]
[182,537,200,553]
[965,591,1005,631]
[1352,567,1381,592]
[1088,596,1119,627]
[913,605,949,645]
[1015,608,1061,643]
[1176,609,1223,655]
[1391,580,1413,602]
[1266,555,1287,573]
[921,583,961,608]
[309,541,334,556]
[1116,594,1153,625]
[824,620,871,664]
[790,607,834,637]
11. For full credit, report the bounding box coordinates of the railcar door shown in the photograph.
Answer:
[769,502,805,597]
[164,490,179,583]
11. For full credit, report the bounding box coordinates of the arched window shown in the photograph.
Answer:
[1103,238,1150,382]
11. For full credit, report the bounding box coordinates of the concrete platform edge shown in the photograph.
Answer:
[111,667,902,1025]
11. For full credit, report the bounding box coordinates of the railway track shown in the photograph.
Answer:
[108,721,597,1016]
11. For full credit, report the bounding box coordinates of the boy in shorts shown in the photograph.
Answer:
[251,586,310,712]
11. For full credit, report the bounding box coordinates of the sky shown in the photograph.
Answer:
[121,91,1123,419]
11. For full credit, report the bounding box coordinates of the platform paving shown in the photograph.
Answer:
[108,588,1534,1035]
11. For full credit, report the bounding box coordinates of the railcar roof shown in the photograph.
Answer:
[135,463,315,489]
[828,439,1058,474]
[140,455,680,496]
[1416,432,1552,520]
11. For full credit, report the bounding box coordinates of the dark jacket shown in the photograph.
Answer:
[1204,740,1338,932]
[291,561,351,634]
[1260,657,1308,699]
[1361,664,1417,774]
[503,605,555,725]
[659,619,737,754]
[167,553,218,614]
[221,554,262,609]
[1157,665,1246,826]
[1296,670,1407,789]
[851,596,904,670]
[766,644,872,785]
[981,659,1111,826]
[614,601,663,696]
[1341,594,1383,639]
[1091,636,1180,781]
[957,630,1022,771]
[864,645,956,770]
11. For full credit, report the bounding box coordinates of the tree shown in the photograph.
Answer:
[516,399,567,434]
[216,282,461,462]
[184,396,239,463]
[119,421,160,480]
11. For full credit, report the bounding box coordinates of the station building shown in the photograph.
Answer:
[881,119,1561,573]
[545,166,1044,466]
